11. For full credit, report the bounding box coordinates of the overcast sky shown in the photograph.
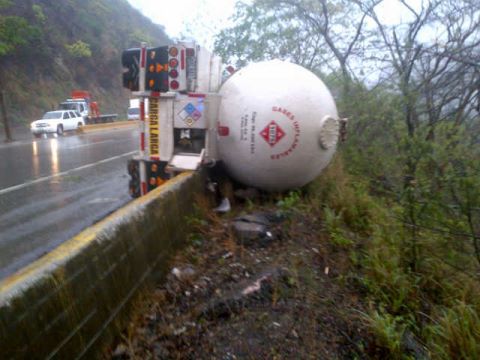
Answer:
[125,0,417,49]
[126,0,238,48]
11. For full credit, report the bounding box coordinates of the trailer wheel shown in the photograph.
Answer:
[56,124,64,135]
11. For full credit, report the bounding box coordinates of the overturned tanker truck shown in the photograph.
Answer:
[122,41,344,197]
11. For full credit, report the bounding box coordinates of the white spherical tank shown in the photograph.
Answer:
[217,60,340,191]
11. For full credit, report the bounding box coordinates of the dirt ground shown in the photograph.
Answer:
[107,199,375,359]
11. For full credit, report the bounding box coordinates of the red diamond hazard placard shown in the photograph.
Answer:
[260,121,286,147]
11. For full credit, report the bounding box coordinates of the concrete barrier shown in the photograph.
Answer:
[77,120,138,134]
[0,171,206,359]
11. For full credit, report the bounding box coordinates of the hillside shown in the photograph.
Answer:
[0,0,170,124]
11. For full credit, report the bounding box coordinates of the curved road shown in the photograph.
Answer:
[0,128,139,279]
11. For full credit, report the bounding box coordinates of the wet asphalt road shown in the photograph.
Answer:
[0,128,139,279]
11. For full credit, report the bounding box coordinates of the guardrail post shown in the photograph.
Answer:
[139,42,148,195]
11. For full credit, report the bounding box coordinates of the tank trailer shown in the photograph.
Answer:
[122,41,342,197]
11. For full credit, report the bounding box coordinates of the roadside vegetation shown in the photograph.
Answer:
[213,0,480,358]
[0,0,169,124]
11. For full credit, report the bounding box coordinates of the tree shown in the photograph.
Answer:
[214,0,368,95]
[65,40,92,58]
[354,0,480,271]
[0,0,40,140]
[0,1,39,56]
[358,0,480,137]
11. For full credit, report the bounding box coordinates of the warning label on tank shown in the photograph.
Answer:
[268,106,301,160]
[260,120,285,147]
[178,102,202,127]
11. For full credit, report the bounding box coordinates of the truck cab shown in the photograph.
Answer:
[127,98,140,120]
[127,107,140,120]
[59,100,89,121]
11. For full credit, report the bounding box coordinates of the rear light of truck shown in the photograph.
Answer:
[170,80,179,90]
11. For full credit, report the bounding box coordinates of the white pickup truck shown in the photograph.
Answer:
[30,110,85,137]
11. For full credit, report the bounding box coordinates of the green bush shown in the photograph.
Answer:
[65,40,92,58]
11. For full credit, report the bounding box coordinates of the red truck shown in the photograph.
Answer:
[58,90,117,124]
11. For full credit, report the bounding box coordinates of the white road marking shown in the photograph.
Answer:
[88,197,119,204]
[0,151,137,196]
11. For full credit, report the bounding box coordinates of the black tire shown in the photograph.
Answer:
[56,124,64,135]
[77,122,83,128]
[33,133,42,139]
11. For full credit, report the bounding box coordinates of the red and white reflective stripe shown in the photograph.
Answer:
[140,132,145,152]
[181,49,185,70]
[140,99,145,120]
[187,92,206,98]
[140,46,146,68]
[140,99,145,153]
[138,43,147,197]
[140,160,147,196]
[139,98,147,196]
[139,42,147,93]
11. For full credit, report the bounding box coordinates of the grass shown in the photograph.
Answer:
[308,155,480,359]
[361,307,408,359]
[425,301,480,359]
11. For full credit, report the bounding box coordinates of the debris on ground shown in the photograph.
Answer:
[214,197,231,213]
[108,203,374,359]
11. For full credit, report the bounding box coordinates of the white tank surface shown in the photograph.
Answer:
[217,60,340,191]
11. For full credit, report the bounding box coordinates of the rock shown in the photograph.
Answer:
[402,331,429,359]
[153,343,170,358]
[222,251,234,259]
[171,265,196,282]
[235,212,270,226]
[232,212,280,247]
[200,267,288,320]
[257,211,286,224]
[232,220,268,245]
[112,344,128,358]
[173,326,187,336]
